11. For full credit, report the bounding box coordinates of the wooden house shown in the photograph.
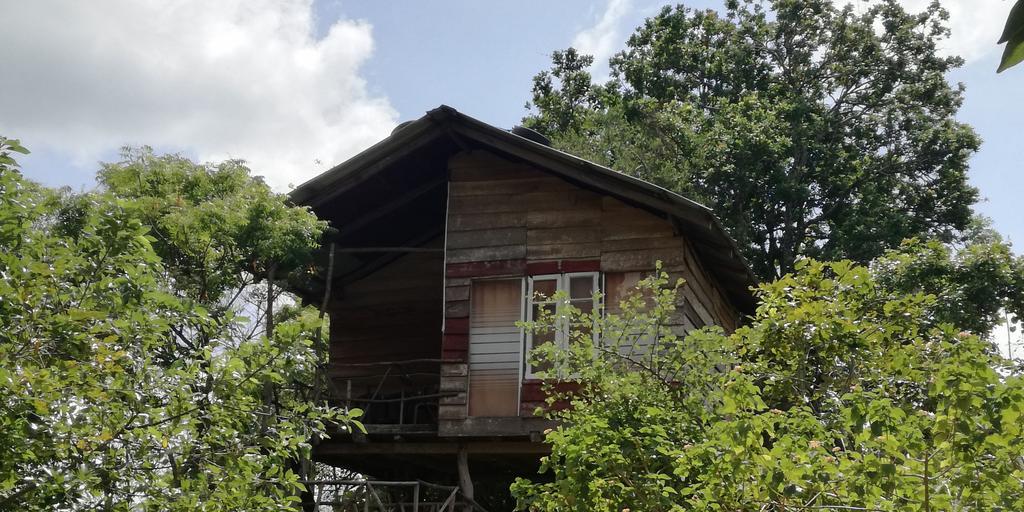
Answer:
[289,105,757,503]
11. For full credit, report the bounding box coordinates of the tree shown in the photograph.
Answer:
[872,236,1024,335]
[93,147,326,304]
[0,142,361,510]
[510,261,1024,511]
[525,0,981,280]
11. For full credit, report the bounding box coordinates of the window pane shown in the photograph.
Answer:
[571,299,594,315]
[531,304,557,343]
[569,275,594,299]
[532,278,557,299]
[527,303,557,376]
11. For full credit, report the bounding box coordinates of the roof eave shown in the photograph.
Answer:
[289,109,449,207]
[287,105,759,313]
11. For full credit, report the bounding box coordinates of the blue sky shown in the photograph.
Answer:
[2,0,1021,246]
[314,0,662,125]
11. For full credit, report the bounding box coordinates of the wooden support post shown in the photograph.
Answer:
[399,390,405,425]
[457,445,474,512]
[304,243,335,512]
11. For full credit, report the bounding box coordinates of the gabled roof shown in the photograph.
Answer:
[291,105,758,313]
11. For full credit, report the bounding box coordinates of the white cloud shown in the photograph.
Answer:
[0,0,398,190]
[843,0,1011,64]
[571,0,633,80]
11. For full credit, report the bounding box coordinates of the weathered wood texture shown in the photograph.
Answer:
[328,237,444,397]
[439,150,741,423]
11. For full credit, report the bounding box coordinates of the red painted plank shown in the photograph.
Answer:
[526,259,601,275]
[442,333,469,351]
[560,259,601,273]
[525,261,560,275]
[445,259,526,278]
[445,317,470,335]
[519,380,580,401]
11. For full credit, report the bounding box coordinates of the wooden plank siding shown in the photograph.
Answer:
[439,150,741,423]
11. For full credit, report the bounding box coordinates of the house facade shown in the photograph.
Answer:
[289,105,756,502]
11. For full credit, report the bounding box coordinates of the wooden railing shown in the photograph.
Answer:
[301,479,489,512]
[326,359,457,426]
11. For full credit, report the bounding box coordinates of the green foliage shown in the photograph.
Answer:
[512,261,1024,511]
[0,142,359,510]
[873,237,1024,335]
[526,0,980,280]
[0,137,38,246]
[0,136,29,168]
[94,147,326,302]
[998,0,1024,72]
[526,48,603,136]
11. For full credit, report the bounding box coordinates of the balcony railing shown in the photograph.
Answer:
[302,478,489,512]
[325,359,456,427]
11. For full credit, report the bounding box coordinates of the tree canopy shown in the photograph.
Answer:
[0,140,360,510]
[525,0,981,280]
[873,236,1024,335]
[511,261,1024,511]
[520,12,1024,508]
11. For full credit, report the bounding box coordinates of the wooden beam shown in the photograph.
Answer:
[362,424,438,436]
[315,440,551,456]
[334,230,443,286]
[438,417,556,437]
[691,241,749,271]
[296,127,444,208]
[335,247,444,253]
[334,176,446,237]
[706,264,757,286]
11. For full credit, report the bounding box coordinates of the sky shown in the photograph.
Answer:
[1,0,1021,247]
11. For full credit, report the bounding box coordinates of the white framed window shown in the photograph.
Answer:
[524,272,600,379]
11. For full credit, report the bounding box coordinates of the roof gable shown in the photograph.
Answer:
[291,105,757,313]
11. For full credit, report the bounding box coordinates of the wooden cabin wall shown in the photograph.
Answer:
[328,237,444,397]
[439,150,740,422]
